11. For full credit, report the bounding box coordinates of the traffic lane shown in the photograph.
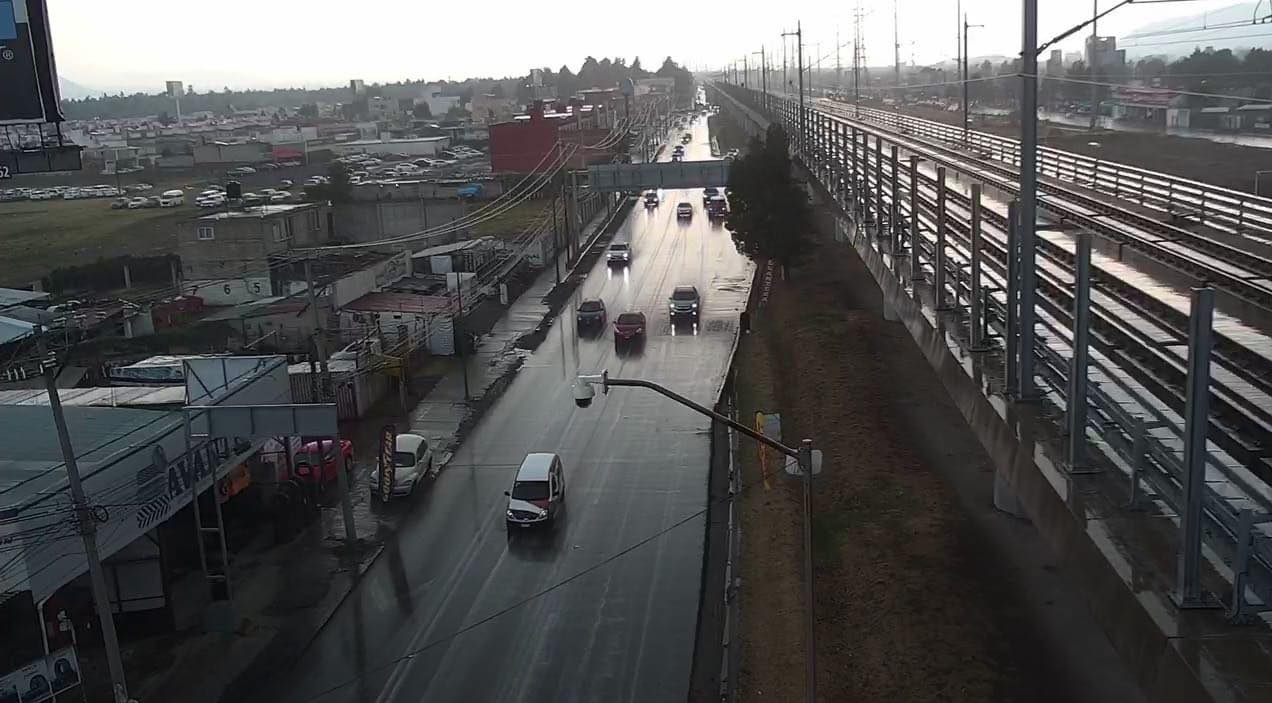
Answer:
[399,335,738,703]
[264,131,747,703]
[370,224,745,700]
[371,206,746,696]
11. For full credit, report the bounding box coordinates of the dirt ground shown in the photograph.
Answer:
[884,101,1272,194]
[733,199,1145,701]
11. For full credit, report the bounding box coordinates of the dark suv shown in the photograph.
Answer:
[668,286,700,323]
[576,299,607,333]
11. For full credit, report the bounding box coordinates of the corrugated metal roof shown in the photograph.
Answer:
[0,405,178,511]
[0,386,187,408]
[0,288,50,308]
[343,291,451,315]
[0,316,35,345]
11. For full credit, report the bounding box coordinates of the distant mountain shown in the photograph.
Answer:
[1121,2,1272,58]
[58,76,97,100]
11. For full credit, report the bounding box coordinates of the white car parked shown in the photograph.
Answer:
[371,433,434,499]
[158,189,185,207]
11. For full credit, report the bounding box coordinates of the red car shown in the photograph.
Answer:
[294,438,354,487]
[614,311,647,350]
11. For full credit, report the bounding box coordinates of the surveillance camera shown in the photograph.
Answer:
[573,379,595,408]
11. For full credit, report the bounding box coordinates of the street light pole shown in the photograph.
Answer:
[576,372,818,703]
[38,336,131,703]
[1018,0,1039,398]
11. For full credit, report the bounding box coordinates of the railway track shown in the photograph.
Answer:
[816,101,1272,315]
[788,99,1272,486]
[833,100,1272,241]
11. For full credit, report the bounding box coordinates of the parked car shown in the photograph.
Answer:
[613,311,647,350]
[295,439,354,488]
[227,166,257,176]
[607,242,631,266]
[676,202,693,219]
[371,433,433,499]
[279,179,294,188]
[158,189,185,207]
[110,198,129,209]
[505,453,566,530]
[126,197,148,209]
[576,299,607,332]
[668,285,700,323]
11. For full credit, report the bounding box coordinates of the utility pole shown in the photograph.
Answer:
[836,28,842,94]
[782,24,805,153]
[963,15,983,143]
[782,35,788,94]
[893,0,902,99]
[1089,0,1100,130]
[956,0,962,110]
[305,260,358,545]
[39,333,131,703]
[454,271,470,400]
[743,55,749,89]
[1019,0,1039,397]
[853,3,861,113]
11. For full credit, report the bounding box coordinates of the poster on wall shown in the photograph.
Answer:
[0,646,80,703]
[0,0,64,124]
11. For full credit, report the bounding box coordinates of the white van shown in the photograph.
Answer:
[505,453,565,529]
[158,189,185,207]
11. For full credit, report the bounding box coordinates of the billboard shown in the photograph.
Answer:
[0,646,81,703]
[0,0,64,124]
[166,80,184,98]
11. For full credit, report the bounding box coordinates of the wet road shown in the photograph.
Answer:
[260,113,752,703]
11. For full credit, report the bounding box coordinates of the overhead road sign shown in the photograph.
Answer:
[0,0,64,125]
[588,160,731,192]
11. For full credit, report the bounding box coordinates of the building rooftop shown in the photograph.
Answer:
[410,238,494,259]
[0,385,187,408]
[344,291,451,315]
[340,136,449,146]
[0,316,36,345]
[0,288,50,308]
[197,203,318,220]
[0,405,179,513]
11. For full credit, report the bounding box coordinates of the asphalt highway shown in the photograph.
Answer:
[264,108,752,703]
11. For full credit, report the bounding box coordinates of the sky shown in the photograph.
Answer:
[45,0,1259,94]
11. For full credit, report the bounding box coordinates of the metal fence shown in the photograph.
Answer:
[835,102,1272,240]
[714,83,1272,623]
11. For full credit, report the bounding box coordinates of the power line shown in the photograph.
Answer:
[1120,30,1272,49]
[291,430,777,703]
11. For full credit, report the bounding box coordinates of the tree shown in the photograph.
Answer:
[725,124,812,272]
[305,162,353,204]
[412,101,432,119]
[444,104,468,121]
[298,103,318,119]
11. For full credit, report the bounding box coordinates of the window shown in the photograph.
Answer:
[271,222,283,241]
[307,210,321,231]
[197,225,215,240]
[285,217,295,239]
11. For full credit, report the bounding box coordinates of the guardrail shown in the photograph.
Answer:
[812,101,1272,314]
[834,101,1272,240]
[708,81,1272,625]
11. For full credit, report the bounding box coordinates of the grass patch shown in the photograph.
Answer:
[0,199,188,285]
[468,199,550,239]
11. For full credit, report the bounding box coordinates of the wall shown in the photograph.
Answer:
[334,200,467,244]
[329,137,450,157]
[193,141,269,165]
[330,251,413,309]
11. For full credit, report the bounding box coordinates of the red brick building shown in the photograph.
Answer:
[489,99,621,174]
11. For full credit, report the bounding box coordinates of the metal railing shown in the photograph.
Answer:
[711,82,1272,622]
[835,101,1272,240]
